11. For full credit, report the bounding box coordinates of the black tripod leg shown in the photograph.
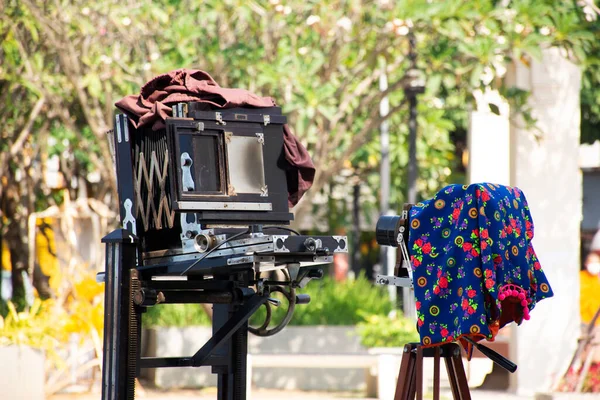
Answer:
[101,229,139,400]
[194,294,266,367]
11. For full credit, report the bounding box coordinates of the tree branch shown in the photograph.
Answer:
[22,0,118,197]
[321,75,409,168]
[294,98,407,221]
[0,96,46,179]
[331,56,406,130]
[10,96,46,157]
[324,98,407,184]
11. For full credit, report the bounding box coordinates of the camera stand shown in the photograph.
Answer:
[394,342,470,400]
[99,108,348,400]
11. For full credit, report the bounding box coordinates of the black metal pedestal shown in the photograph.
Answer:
[100,228,264,400]
[101,229,140,400]
[213,303,249,400]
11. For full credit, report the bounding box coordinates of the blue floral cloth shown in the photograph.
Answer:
[409,183,553,357]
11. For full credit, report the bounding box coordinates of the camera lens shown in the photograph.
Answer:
[194,233,216,253]
[375,215,402,247]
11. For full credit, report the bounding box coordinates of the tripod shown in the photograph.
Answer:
[394,338,517,400]
[376,206,518,399]
[394,342,470,400]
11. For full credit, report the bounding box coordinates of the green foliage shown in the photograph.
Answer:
[581,40,600,144]
[356,312,420,348]
[3,0,599,226]
[266,275,394,326]
[0,298,7,319]
[2,1,600,218]
[0,300,66,364]
[143,304,212,327]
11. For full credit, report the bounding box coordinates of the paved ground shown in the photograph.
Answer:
[49,387,535,400]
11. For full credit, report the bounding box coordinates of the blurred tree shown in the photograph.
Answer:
[580,7,600,146]
[1,0,599,306]
[582,65,600,145]
[139,0,600,222]
[0,0,172,308]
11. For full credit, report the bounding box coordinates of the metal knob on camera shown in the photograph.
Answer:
[194,233,217,253]
[304,237,317,252]
[133,288,165,307]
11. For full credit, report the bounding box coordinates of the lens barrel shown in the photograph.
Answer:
[375,215,402,247]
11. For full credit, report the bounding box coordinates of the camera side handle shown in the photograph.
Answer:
[463,336,517,373]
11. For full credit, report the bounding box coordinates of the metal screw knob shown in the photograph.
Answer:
[268,298,281,307]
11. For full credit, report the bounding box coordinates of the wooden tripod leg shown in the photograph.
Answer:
[416,346,424,400]
[406,360,417,400]
[433,347,440,400]
[395,344,416,400]
[444,352,461,400]
[394,343,472,400]
[444,344,471,400]
[451,347,471,400]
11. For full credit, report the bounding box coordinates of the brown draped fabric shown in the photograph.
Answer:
[115,69,314,207]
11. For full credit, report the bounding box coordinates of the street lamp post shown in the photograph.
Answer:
[378,32,425,311]
[379,62,396,303]
[405,32,425,206]
[402,32,425,318]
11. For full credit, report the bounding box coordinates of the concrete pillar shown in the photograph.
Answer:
[468,89,511,185]
[505,48,582,396]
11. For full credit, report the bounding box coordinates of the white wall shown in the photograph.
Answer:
[142,326,369,391]
[506,48,582,396]
[468,48,582,395]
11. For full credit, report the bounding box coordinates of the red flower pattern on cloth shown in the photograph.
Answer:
[409,183,553,359]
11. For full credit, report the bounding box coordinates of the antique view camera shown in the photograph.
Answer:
[100,103,347,400]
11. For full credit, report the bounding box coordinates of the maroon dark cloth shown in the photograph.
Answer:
[115,69,315,207]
